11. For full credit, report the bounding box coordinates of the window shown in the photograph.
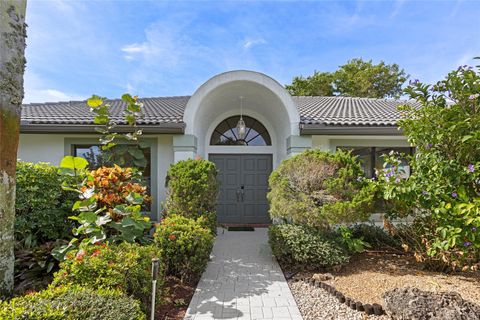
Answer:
[210,115,271,146]
[337,146,414,178]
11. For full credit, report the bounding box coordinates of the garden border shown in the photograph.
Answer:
[299,277,386,316]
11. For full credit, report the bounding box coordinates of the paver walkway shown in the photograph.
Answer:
[184,228,303,320]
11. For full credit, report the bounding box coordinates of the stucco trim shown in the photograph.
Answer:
[183,70,301,136]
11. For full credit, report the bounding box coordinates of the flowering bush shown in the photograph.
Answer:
[52,242,162,312]
[164,158,219,234]
[376,63,480,270]
[154,214,214,283]
[268,149,376,228]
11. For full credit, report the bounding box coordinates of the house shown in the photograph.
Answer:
[18,70,416,224]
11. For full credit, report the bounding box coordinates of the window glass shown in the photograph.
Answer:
[375,147,412,178]
[337,146,413,178]
[210,115,271,146]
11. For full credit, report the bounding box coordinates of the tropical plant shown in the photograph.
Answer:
[337,225,371,254]
[268,149,376,228]
[154,214,214,283]
[86,94,148,168]
[376,62,480,270]
[53,157,152,260]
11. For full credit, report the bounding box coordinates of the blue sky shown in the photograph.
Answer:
[24,0,480,103]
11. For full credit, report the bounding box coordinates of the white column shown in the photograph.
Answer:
[173,134,198,162]
[286,135,312,156]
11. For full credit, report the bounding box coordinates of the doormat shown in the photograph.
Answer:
[228,226,255,231]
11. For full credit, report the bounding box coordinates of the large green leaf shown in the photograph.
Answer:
[60,156,89,171]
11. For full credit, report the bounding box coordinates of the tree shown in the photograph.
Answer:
[0,0,27,298]
[334,58,408,98]
[285,71,334,96]
[286,58,408,98]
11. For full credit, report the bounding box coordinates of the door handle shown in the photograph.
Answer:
[240,185,245,202]
[236,189,241,202]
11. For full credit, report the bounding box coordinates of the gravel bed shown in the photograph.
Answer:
[288,280,391,320]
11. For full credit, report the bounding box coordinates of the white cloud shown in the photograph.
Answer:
[23,71,85,103]
[243,38,266,49]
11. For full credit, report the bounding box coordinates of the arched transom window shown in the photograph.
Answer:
[210,115,272,146]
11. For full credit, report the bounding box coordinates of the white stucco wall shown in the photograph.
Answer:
[18,134,65,165]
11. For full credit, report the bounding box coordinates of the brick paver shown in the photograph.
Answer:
[184,228,302,320]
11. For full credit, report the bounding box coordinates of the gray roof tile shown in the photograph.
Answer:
[21,95,420,127]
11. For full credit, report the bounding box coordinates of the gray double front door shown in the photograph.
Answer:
[209,154,273,224]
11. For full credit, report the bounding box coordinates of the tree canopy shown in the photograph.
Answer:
[286,58,408,98]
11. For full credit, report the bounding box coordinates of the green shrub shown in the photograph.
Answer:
[154,214,214,283]
[52,243,162,312]
[0,285,145,320]
[269,224,349,267]
[268,149,375,229]
[349,223,400,250]
[164,158,219,233]
[15,161,76,247]
[376,64,480,270]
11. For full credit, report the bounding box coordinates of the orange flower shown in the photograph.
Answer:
[75,249,86,262]
[168,234,176,241]
[91,249,101,257]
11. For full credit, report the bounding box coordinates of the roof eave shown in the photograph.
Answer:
[300,123,403,136]
[20,122,186,134]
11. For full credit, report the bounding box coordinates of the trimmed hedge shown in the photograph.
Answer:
[0,285,145,320]
[268,149,375,228]
[164,159,219,234]
[154,214,214,283]
[269,224,349,267]
[15,161,76,247]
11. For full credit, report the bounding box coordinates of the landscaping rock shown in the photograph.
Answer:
[383,286,480,320]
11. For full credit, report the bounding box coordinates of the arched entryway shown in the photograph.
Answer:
[208,115,273,224]
[179,70,303,224]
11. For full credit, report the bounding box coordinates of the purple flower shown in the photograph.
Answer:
[425,143,433,150]
[472,227,477,232]
[464,241,472,247]
[422,190,429,196]
[469,94,479,100]
[395,178,401,183]
[452,192,458,198]
[468,164,475,173]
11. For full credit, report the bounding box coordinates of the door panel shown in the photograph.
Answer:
[210,154,272,224]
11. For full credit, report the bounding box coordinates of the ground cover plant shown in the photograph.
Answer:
[376,62,480,271]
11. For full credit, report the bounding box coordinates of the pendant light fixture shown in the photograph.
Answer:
[236,96,247,141]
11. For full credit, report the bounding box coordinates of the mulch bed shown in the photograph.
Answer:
[155,276,196,320]
[282,251,480,308]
